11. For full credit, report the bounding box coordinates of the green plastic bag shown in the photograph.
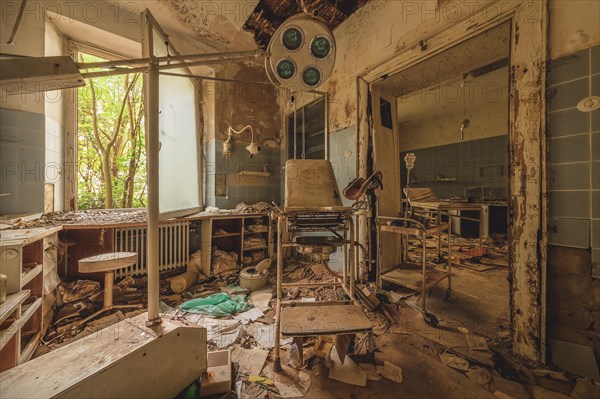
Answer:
[179,293,252,317]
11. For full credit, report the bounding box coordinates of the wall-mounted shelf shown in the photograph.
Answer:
[0,230,58,372]
[0,291,29,326]
[20,297,42,328]
[200,213,273,276]
[21,263,43,288]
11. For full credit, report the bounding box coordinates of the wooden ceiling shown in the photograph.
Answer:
[243,0,370,49]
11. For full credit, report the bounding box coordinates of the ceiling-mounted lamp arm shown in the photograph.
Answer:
[76,49,269,71]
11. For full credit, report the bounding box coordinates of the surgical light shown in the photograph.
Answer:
[282,27,303,50]
[266,13,336,91]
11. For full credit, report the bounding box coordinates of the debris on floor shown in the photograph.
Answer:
[33,252,589,399]
[379,361,403,384]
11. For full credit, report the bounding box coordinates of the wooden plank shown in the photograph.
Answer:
[509,0,547,361]
[0,227,62,246]
[20,264,42,288]
[281,304,371,336]
[19,297,41,328]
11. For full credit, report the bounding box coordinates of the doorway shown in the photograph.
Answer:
[373,22,511,340]
[357,1,547,362]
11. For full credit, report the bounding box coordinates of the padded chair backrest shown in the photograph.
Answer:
[284,159,343,210]
[404,187,438,203]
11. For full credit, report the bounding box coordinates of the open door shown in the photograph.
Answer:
[372,86,403,272]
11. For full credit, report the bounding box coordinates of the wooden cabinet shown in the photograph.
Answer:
[0,229,59,371]
[200,214,273,277]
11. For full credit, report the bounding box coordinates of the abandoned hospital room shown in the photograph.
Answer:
[0,1,599,398]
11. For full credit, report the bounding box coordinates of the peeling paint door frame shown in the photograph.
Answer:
[356,0,548,362]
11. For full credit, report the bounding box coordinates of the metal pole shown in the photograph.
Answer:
[146,59,161,326]
[324,91,329,160]
[76,49,266,70]
[349,215,355,298]
[301,105,306,159]
[274,215,284,371]
[82,54,263,79]
[293,98,297,159]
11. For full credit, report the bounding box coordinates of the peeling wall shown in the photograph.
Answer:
[319,0,548,361]
[397,66,509,151]
[204,63,283,208]
[324,0,498,133]
[549,0,600,59]
[212,64,281,145]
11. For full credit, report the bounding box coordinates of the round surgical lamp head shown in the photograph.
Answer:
[266,13,336,92]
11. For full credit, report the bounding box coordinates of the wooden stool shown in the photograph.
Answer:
[76,252,142,326]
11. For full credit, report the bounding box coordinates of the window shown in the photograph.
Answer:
[75,48,146,210]
[287,97,326,159]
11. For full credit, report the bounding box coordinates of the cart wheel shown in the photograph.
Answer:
[444,288,455,303]
[423,311,439,327]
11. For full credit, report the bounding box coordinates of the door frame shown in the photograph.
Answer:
[356,0,548,362]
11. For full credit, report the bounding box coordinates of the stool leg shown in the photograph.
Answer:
[104,271,114,309]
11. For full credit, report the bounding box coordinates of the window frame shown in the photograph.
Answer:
[287,95,328,160]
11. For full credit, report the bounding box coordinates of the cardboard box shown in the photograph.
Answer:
[200,350,232,397]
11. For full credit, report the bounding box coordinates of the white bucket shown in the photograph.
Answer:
[239,267,268,292]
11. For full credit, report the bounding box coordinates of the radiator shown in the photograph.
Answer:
[113,222,190,278]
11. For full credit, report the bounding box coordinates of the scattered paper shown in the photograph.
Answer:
[466,367,491,386]
[249,287,273,312]
[379,361,403,384]
[245,323,292,349]
[382,287,416,303]
[159,301,176,315]
[235,308,265,324]
[231,346,268,377]
[440,353,470,371]
[199,318,242,349]
[263,364,311,398]
[359,363,381,381]
[328,347,367,386]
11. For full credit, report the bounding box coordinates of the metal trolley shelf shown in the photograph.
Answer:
[377,216,453,327]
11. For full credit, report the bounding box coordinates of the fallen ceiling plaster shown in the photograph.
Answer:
[243,0,371,49]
